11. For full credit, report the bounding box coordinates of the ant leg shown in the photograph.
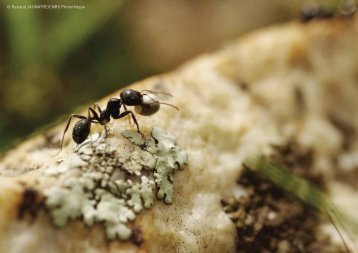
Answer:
[90,106,107,138]
[117,110,141,133]
[104,123,109,155]
[87,108,95,154]
[89,129,94,154]
[53,114,87,156]
[89,107,101,122]
[122,104,133,125]
[94,104,103,115]
[91,106,109,152]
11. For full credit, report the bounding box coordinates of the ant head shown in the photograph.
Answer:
[72,119,91,144]
[120,89,142,106]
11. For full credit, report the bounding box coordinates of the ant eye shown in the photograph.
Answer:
[120,89,142,106]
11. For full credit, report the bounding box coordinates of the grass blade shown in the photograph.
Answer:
[245,156,357,252]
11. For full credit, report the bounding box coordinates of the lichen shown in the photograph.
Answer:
[152,127,187,204]
[44,127,187,240]
[89,189,136,240]
[45,177,95,227]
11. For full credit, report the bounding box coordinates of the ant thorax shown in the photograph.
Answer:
[135,93,160,116]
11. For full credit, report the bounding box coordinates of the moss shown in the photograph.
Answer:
[44,127,187,240]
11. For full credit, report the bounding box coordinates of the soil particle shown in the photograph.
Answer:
[270,141,326,189]
[17,187,43,222]
[335,166,358,188]
[222,169,345,253]
[294,87,305,113]
[329,116,355,151]
[130,227,144,246]
[329,116,358,187]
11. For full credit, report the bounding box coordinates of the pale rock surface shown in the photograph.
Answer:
[0,17,358,253]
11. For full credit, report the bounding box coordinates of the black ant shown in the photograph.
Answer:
[55,89,178,155]
[300,1,356,22]
[300,4,334,22]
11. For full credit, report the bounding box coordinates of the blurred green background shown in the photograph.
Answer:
[0,0,350,149]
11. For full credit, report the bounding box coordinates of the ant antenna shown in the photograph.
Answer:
[159,102,179,111]
[142,93,179,111]
[141,89,173,97]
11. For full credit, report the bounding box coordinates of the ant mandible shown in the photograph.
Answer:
[55,89,178,155]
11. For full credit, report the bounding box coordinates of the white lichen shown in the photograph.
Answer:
[90,189,136,240]
[152,127,188,204]
[140,176,156,209]
[44,127,187,240]
[123,127,188,204]
[45,177,95,227]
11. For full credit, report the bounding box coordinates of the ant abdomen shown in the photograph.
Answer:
[135,93,160,116]
[72,119,91,144]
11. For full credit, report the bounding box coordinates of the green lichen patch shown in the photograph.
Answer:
[88,189,136,240]
[123,127,188,204]
[152,127,187,204]
[45,177,95,227]
[139,176,156,209]
[44,127,187,241]
[119,150,156,175]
